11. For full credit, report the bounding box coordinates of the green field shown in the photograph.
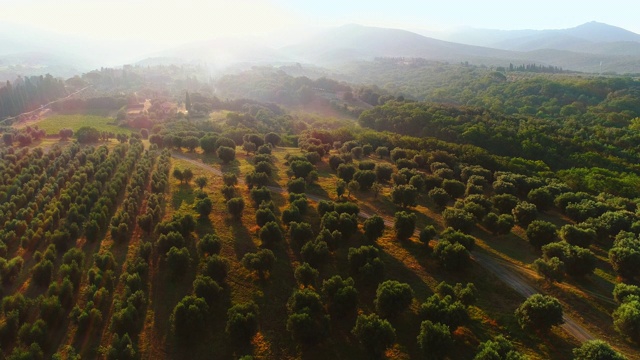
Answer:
[37,114,133,136]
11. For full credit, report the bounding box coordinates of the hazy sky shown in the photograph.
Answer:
[2,0,640,45]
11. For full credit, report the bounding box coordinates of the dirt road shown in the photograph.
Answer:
[172,152,596,343]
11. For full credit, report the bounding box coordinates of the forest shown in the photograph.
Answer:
[0,61,638,360]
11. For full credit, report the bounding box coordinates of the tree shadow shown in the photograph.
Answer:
[171,183,194,209]
[227,218,257,261]
[252,241,297,359]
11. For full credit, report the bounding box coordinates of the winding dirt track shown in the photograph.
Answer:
[172,152,596,343]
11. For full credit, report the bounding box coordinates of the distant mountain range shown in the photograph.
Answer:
[279,22,640,73]
[2,21,640,80]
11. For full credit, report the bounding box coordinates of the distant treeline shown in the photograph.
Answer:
[0,75,67,119]
[498,63,565,73]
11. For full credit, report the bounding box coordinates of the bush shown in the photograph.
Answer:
[541,242,596,278]
[255,208,277,227]
[429,187,451,209]
[353,170,377,191]
[76,126,100,143]
[215,137,236,150]
[474,335,527,360]
[197,234,221,257]
[514,294,564,332]
[391,184,418,208]
[442,208,475,232]
[533,257,565,282]
[223,173,238,186]
[394,211,416,241]
[440,228,475,250]
[337,163,356,182]
[613,283,640,304]
[416,320,452,360]
[259,221,283,247]
[419,294,468,329]
[287,177,306,194]
[226,197,245,219]
[526,220,558,249]
[492,194,519,214]
[171,295,209,340]
[375,280,414,317]
[193,275,222,304]
[289,222,314,246]
[301,240,330,268]
[217,146,236,164]
[286,289,329,344]
[559,224,596,248]
[374,164,394,183]
[419,225,437,245]
[166,246,191,279]
[433,240,470,271]
[294,262,319,287]
[202,255,229,283]
[264,132,281,146]
[194,197,213,218]
[226,301,259,342]
[290,160,315,179]
[242,249,276,279]
[322,275,358,316]
[363,215,385,242]
[442,179,466,199]
[572,340,627,360]
[512,201,538,227]
[612,299,640,343]
[348,246,385,283]
[352,314,396,358]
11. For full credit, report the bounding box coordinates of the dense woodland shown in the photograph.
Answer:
[0,61,639,359]
[0,75,67,119]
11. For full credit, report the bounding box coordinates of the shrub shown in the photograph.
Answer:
[226,197,245,219]
[433,240,470,271]
[613,283,640,304]
[217,146,236,164]
[197,234,221,257]
[287,177,306,194]
[289,222,314,246]
[474,335,527,360]
[301,240,330,268]
[612,299,640,343]
[419,294,468,329]
[352,314,396,358]
[259,221,283,247]
[374,280,414,318]
[322,275,358,316]
[226,301,259,342]
[363,215,385,242]
[202,255,229,283]
[391,185,418,208]
[526,220,558,249]
[442,208,475,232]
[171,295,209,340]
[166,246,191,279]
[193,275,222,304]
[512,201,538,227]
[242,249,276,279]
[429,187,451,209]
[294,262,319,287]
[416,320,452,360]
[572,340,626,360]
[394,211,417,241]
[348,245,385,283]
[514,294,564,332]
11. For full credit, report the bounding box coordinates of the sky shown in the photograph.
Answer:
[2,0,640,46]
